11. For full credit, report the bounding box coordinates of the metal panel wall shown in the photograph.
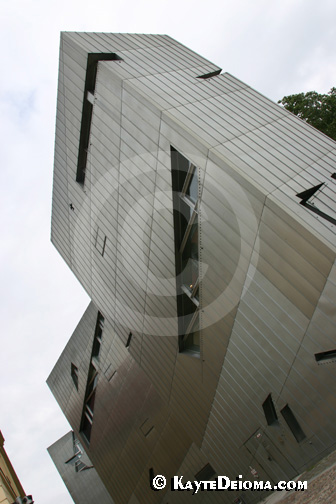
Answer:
[49,33,336,504]
[48,431,114,504]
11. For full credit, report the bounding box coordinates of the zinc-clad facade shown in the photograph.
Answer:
[48,431,114,504]
[49,33,336,503]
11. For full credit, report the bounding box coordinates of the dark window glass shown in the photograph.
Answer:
[281,405,306,443]
[81,415,92,443]
[80,311,104,444]
[181,219,198,292]
[315,349,336,363]
[195,463,216,482]
[92,338,101,358]
[87,363,97,383]
[262,394,278,425]
[186,167,198,203]
[126,332,133,348]
[183,315,200,351]
[176,199,192,247]
[86,391,96,414]
[171,148,190,191]
[71,363,79,390]
[171,147,200,354]
[87,372,98,398]
[76,53,123,184]
[92,312,104,358]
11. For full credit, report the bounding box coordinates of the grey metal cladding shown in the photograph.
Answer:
[48,431,114,504]
[49,33,336,504]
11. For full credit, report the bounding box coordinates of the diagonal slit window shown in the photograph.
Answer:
[71,363,79,390]
[181,216,199,293]
[182,164,198,204]
[281,404,306,443]
[80,311,104,444]
[171,147,201,354]
[92,312,104,358]
[80,363,98,443]
[262,394,278,425]
[182,310,200,352]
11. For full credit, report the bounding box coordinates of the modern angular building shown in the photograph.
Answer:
[48,431,114,504]
[48,32,336,503]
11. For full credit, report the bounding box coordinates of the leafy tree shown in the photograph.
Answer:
[278,87,336,141]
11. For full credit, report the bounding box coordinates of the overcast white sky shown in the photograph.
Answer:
[0,0,335,502]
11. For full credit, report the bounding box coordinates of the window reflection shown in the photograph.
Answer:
[181,219,198,291]
[80,312,104,443]
[171,147,201,354]
[184,315,200,351]
[186,167,198,203]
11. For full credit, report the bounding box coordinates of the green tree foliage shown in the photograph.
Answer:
[278,87,336,141]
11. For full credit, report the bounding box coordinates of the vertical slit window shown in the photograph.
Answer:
[181,214,199,292]
[71,363,79,390]
[149,468,155,488]
[262,394,278,425]
[92,312,104,358]
[183,164,198,203]
[181,310,200,352]
[80,311,104,444]
[281,404,306,443]
[171,147,201,354]
[80,363,98,443]
[126,332,132,348]
[76,53,123,185]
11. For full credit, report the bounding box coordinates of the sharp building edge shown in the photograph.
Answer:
[48,32,336,504]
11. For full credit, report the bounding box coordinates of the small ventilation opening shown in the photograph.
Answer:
[197,69,222,79]
[315,349,336,364]
[262,394,278,425]
[126,332,132,348]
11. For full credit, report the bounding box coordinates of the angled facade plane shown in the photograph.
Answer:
[48,32,336,504]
